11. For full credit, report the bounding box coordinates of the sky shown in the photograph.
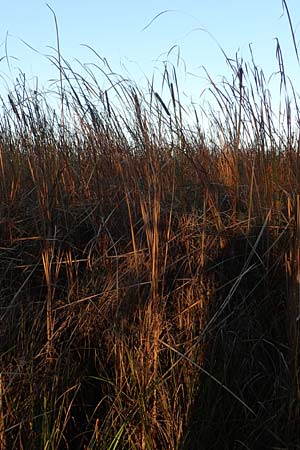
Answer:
[0,0,300,115]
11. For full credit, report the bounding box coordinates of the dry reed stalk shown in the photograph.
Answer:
[233,66,243,224]
[42,246,54,360]
[139,163,161,445]
[42,239,63,361]
[285,195,300,434]
[0,374,6,450]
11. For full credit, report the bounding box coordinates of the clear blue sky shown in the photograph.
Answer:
[0,0,300,110]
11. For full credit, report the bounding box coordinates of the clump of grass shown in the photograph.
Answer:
[1,13,300,450]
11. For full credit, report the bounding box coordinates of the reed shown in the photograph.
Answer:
[0,13,300,450]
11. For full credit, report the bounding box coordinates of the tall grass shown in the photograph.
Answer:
[1,20,300,450]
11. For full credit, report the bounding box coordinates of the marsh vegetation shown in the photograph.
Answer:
[1,11,300,450]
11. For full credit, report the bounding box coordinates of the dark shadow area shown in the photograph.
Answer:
[182,225,298,450]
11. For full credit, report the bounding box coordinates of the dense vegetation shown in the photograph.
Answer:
[1,22,300,450]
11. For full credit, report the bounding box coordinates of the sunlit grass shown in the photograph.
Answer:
[1,11,300,449]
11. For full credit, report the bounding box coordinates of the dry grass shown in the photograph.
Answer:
[0,24,300,450]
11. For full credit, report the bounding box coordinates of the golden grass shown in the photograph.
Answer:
[0,29,300,449]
